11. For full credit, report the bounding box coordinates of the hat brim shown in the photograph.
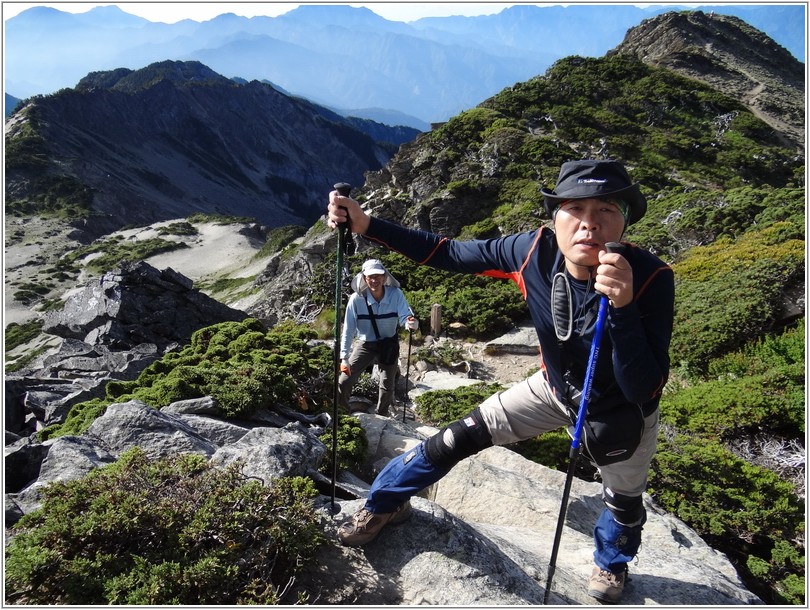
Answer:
[542,183,647,225]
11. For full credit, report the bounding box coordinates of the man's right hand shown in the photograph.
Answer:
[340,360,351,376]
[328,190,370,234]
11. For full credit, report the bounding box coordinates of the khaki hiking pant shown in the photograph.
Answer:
[477,369,659,498]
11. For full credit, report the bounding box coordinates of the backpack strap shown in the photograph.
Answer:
[364,299,382,341]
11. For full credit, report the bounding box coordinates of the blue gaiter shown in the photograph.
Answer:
[593,507,645,573]
[364,443,449,514]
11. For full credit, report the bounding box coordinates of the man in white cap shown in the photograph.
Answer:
[340,258,419,416]
[327,159,675,603]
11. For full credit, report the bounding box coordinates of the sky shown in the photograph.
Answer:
[1,2,538,23]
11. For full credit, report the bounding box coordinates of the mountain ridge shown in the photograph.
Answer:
[244,9,803,326]
[4,59,408,236]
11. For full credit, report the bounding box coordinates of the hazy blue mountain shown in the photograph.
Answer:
[5,92,22,117]
[337,108,431,132]
[4,3,803,125]
[411,4,804,60]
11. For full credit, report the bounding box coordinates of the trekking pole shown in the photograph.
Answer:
[329,181,352,515]
[543,242,624,604]
[402,327,413,423]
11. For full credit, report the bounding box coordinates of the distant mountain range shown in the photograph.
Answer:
[4,60,406,233]
[3,4,804,127]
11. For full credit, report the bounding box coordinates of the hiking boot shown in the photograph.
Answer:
[588,565,626,604]
[338,501,411,546]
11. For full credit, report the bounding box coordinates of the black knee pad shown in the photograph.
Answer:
[602,489,646,527]
[424,407,493,470]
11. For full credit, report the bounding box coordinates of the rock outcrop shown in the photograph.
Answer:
[42,260,246,350]
[5,261,247,435]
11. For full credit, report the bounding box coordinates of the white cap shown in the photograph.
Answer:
[362,259,386,276]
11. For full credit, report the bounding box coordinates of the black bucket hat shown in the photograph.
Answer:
[541,159,647,225]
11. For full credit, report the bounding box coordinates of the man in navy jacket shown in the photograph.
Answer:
[326,159,674,604]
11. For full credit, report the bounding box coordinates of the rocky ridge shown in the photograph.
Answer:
[611,10,805,150]
[5,261,247,435]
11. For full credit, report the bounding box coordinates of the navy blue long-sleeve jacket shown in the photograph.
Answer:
[364,217,674,415]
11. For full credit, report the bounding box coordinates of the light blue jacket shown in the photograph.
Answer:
[340,286,413,359]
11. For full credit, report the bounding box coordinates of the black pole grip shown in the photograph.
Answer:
[333,182,353,253]
[596,242,626,299]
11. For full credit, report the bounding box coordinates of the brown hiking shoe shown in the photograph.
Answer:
[337,502,411,546]
[588,566,626,604]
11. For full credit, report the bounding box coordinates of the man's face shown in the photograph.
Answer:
[554,198,626,274]
[364,273,384,289]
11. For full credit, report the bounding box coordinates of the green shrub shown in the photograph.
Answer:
[253,225,307,260]
[6,175,94,219]
[5,319,44,353]
[627,186,805,259]
[5,118,48,170]
[349,371,380,401]
[773,572,806,606]
[157,221,198,236]
[412,341,468,369]
[5,344,51,373]
[40,318,334,440]
[186,213,254,224]
[708,318,804,378]
[69,237,189,273]
[649,433,804,605]
[430,107,506,151]
[198,275,254,296]
[670,226,804,376]
[505,429,573,472]
[758,539,806,605]
[318,414,368,476]
[416,382,503,427]
[659,363,804,439]
[4,448,323,605]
